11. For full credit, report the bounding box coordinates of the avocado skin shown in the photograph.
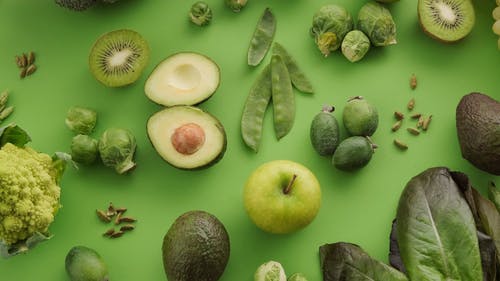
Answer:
[456,92,500,175]
[162,210,230,281]
[65,246,108,281]
[332,136,374,171]
[310,111,340,156]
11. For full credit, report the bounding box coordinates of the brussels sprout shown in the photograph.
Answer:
[358,1,397,47]
[71,134,98,165]
[225,0,247,12]
[341,30,371,62]
[310,4,354,57]
[98,128,136,174]
[189,1,212,26]
[254,261,286,281]
[65,106,97,135]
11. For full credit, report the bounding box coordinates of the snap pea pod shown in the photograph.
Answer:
[271,54,295,140]
[247,8,276,66]
[241,64,272,152]
[272,42,313,94]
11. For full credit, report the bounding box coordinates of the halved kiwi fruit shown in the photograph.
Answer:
[418,0,475,43]
[89,29,150,87]
[144,52,220,106]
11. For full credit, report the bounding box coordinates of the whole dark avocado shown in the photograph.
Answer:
[162,210,230,281]
[456,92,500,175]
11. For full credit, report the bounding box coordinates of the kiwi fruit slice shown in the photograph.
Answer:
[89,29,150,87]
[418,0,475,42]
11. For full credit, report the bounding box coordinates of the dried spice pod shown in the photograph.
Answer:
[407,98,415,110]
[422,115,432,131]
[96,209,111,223]
[410,74,417,90]
[391,120,402,132]
[15,56,23,68]
[106,202,117,217]
[394,111,404,120]
[103,228,115,236]
[25,64,37,76]
[411,113,421,119]
[27,51,35,65]
[115,207,127,214]
[0,106,14,121]
[19,68,27,79]
[110,231,124,238]
[120,224,135,232]
[114,211,122,225]
[407,127,420,136]
[119,217,137,223]
[417,115,424,128]
[20,53,28,68]
[394,139,408,150]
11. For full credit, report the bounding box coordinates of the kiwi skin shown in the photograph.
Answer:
[417,0,475,43]
[88,29,150,88]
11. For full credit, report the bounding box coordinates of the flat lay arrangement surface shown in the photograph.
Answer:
[0,0,499,280]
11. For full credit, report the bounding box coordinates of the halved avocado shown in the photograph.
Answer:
[147,106,226,170]
[144,52,220,106]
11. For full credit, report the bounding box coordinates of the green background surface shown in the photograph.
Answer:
[0,0,499,280]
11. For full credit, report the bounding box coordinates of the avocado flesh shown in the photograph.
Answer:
[456,92,500,175]
[162,210,230,281]
[145,52,220,106]
[147,106,226,170]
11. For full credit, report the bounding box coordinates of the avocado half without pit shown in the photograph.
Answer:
[147,106,227,170]
[145,52,220,106]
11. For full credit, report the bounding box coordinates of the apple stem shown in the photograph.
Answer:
[283,174,298,195]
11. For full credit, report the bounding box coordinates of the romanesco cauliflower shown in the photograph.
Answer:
[0,143,61,246]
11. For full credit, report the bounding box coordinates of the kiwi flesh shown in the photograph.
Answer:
[89,29,150,87]
[418,0,475,43]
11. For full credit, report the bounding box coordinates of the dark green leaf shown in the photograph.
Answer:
[319,242,408,281]
[0,124,31,147]
[489,182,500,213]
[0,232,51,258]
[396,167,483,280]
[388,220,406,274]
[477,231,499,281]
[452,172,500,275]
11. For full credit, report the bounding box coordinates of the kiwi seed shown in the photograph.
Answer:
[89,29,150,87]
[418,0,475,43]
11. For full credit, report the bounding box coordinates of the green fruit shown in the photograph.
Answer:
[254,261,286,281]
[55,0,97,11]
[310,105,340,156]
[162,210,230,281]
[65,246,108,281]
[456,92,500,175]
[89,29,150,87]
[243,160,321,234]
[333,136,376,171]
[342,96,378,136]
[147,106,227,170]
[418,0,475,43]
[145,52,220,106]
[288,273,308,281]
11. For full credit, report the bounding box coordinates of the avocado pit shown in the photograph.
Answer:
[171,123,205,155]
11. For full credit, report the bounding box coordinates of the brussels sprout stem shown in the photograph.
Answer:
[347,96,363,102]
[322,105,335,113]
[115,160,136,174]
[283,174,298,195]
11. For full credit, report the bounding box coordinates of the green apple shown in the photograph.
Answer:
[243,160,321,234]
